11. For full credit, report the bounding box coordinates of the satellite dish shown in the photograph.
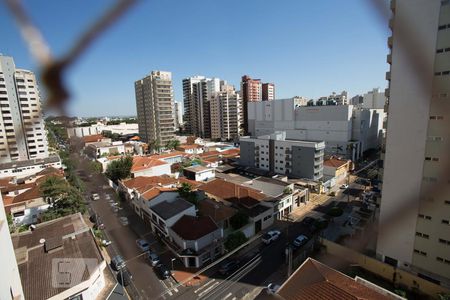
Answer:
[39,238,46,244]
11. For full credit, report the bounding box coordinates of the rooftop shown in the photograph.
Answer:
[184,165,213,173]
[171,215,218,241]
[151,198,194,220]
[121,175,177,192]
[176,144,202,150]
[277,258,394,300]
[0,155,60,171]
[81,134,105,144]
[131,156,168,172]
[198,198,238,223]
[11,213,104,300]
[324,157,351,168]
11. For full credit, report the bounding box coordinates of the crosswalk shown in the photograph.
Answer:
[160,277,180,297]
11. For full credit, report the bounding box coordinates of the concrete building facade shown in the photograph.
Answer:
[362,88,386,109]
[0,194,24,300]
[377,0,450,283]
[240,132,325,180]
[135,71,176,146]
[262,83,275,101]
[247,98,384,160]
[210,83,242,140]
[0,55,48,164]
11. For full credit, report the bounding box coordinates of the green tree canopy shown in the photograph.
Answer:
[105,156,133,183]
[225,231,248,251]
[166,139,181,150]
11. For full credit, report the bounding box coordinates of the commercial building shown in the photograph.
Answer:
[241,75,274,134]
[67,122,139,138]
[135,71,176,145]
[0,194,24,300]
[0,55,48,164]
[0,155,62,179]
[247,98,384,160]
[240,132,325,181]
[377,0,450,282]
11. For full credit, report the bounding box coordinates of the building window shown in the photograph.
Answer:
[416,232,429,239]
[413,249,427,256]
[442,219,450,225]
[418,214,432,220]
[438,238,450,245]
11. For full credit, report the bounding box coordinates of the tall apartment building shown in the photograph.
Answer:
[362,88,386,109]
[182,76,221,138]
[135,71,175,146]
[241,75,275,134]
[377,0,450,282]
[0,194,24,300]
[174,101,183,130]
[0,55,48,164]
[262,83,275,101]
[240,131,325,180]
[210,83,242,140]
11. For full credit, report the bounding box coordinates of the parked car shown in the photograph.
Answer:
[91,193,100,201]
[111,255,126,271]
[155,263,171,279]
[339,184,349,189]
[219,260,240,276]
[136,239,150,252]
[89,214,98,223]
[147,252,160,266]
[101,239,112,247]
[93,223,105,230]
[292,235,309,248]
[119,217,129,226]
[267,283,281,294]
[262,230,281,245]
[302,216,316,227]
[117,268,132,286]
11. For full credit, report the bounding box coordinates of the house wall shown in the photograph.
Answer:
[133,163,171,177]
[195,170,215,181]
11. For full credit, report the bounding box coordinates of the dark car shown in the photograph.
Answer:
[111,255,126,271]
[117,268,132,286]
[155,263,171,280]
[219,260,240,276]
[302,217,316,227]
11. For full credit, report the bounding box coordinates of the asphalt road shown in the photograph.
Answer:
[73,153,181,300]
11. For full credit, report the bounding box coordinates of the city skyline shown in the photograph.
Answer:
[1,0,389,117]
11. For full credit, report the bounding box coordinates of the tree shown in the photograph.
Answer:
[89,161,103,173]
[105,156,133,183]
[40,176,69,203]
[177,183,198,206]
[225,231,248,251]
[166,139,180,150]
[327,206,343,218]
[283,187,292,194]
[230,212,249,230]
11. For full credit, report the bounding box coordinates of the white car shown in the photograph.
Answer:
[91,193,100,201]
[101,239,112,247]
[340,184,349,189]
[262,230,281,245]
[267,283,280,294]
[119,217,129,226]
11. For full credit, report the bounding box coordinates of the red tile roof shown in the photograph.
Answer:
[199,178,267,207]
[171,215,218,240]
[198,199,237,223]
[176,144,202,151]
[150,151,186,159]
[277,258,392,300]
[141,187,177,201]
[131,156,168,172]
[81,134,104,143]
[324,157,350,169]
[122,175,177,192]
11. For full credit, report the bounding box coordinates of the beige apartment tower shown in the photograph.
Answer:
[0,55,48,163]
[377,0,450,283]
[135,71,176,147]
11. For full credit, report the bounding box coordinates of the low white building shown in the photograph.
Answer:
[183,165,215,182]
[247,98,385,160]
[67,122,139,138]
[85,141,126,159]
[0,155,62,179]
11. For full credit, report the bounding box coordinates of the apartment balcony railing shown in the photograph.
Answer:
[387,53,392,64]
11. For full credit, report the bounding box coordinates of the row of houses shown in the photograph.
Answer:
[116,171,309,268]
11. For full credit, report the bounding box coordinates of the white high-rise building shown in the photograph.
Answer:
[0,55,48,163]
[362,88,386,109]
[135,71,176,146]
[0,194,24,299]
[377,0,450,282]
[174,101,183,130]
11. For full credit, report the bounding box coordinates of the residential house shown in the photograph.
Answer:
[198,198,237,237]
[199,178,274,237]
[131,156,171,177]
[176,144,204,155]
[323,156,352,183]
[169,215,223,268]
[81,134,111,146]
[274,258,401,300]
[0,155,62,179]
[11,213,108,300]
[85,141,125,159]
[183,165,215,182]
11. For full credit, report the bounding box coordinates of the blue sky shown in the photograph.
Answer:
[1,0,389,117]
